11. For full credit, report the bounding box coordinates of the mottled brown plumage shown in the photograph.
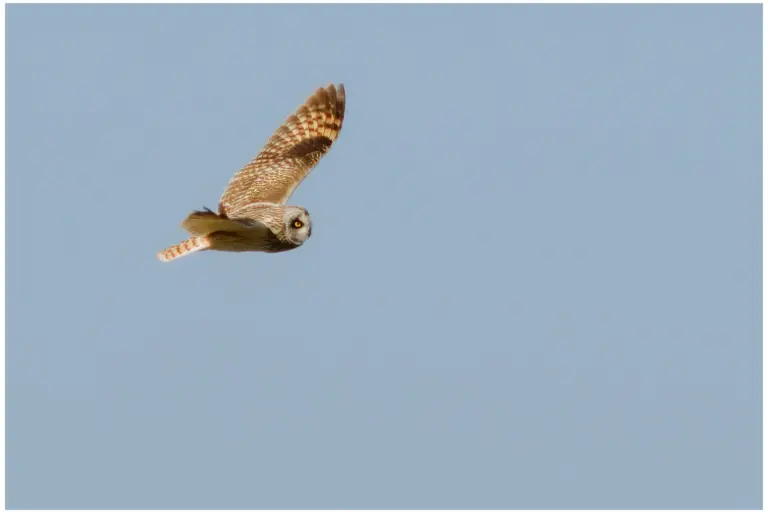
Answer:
[219,83,346,215]
[157,83,346,262]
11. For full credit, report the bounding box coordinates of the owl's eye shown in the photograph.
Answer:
[293,220,303,229]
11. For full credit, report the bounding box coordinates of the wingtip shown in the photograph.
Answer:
[320,82,345,102]
[328,83,345,117]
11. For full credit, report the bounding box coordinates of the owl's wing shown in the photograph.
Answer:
[182,208,251,236]
[182,208,284,250]
[219,84,346,217]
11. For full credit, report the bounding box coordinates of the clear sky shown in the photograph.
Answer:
[6,4,761,509]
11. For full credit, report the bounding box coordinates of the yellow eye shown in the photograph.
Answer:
[293,220,303,229]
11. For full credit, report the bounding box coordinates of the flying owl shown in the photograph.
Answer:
[157,83,346,262]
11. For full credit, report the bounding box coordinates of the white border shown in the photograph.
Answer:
[1,1,763,513]
[2,0,765,3]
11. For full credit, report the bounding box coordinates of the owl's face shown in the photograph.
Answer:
[284,207,312,244]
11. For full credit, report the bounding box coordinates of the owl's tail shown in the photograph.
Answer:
[157,236,211,262]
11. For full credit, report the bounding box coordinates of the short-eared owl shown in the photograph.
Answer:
[157,83,346,262]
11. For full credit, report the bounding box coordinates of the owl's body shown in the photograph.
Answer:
[157,84,345,262]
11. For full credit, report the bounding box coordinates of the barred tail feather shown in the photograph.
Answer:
[157,236,211,262]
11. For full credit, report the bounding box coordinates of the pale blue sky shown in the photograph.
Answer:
[6,4,761,509]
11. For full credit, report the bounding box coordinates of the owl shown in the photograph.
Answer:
[157,83,346,262]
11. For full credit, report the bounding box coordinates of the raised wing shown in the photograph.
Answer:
[219,83,346,216]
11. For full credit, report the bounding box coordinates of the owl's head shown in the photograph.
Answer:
[284,207,312,244]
